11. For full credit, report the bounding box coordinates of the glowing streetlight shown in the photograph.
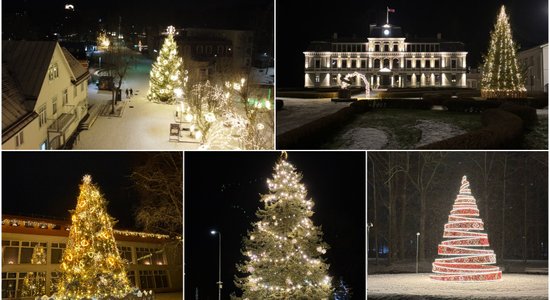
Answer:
[210,230,222,300]
[416,232,420,274]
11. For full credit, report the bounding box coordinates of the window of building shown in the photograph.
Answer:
[383,59,390,68]
[374,59,380,68]
[127,271,136,286]
[52,96,58,115]
[361,60,366,68]
[73,86,77,98]
[63,89,68,105]
[315,75,320,83]
[15,131,24,148]
[38,105,47,127]
[393,59,399,69]
[118,246,133,264]
[50,272,61,293]
[2,241,47,264]
[374,44,380,52]
[451,59,457,68]
[138,270,169,289]
[314,59,321,69]
[2,272,18,298]
[50,243,66,264]
[452,74,457,83]
[406,75,412,83]
[331,59,337,68]
[393,44,398,52]
[351,60,357,68]
[406,60,412,69]
[383,44,389,52]
[435,60,440,68]
[361,44,366,52]
[48,63,59,81]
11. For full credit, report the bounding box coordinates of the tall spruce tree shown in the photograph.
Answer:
[56,175,132,299]
[147,25,183,103]
[481,5,526,98]
[235,153,332,299]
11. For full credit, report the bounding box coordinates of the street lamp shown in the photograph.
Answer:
[211,230,222,300]
[416,232,420,274]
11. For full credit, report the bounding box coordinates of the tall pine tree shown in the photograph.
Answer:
[21,245,47,297]
[235,153,332,299]
[56,175,132,299]
[147,25,183,103]
[481,5,526,98]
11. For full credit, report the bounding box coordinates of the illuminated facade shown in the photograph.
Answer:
[304,24,468,88]
[1,215,182,299]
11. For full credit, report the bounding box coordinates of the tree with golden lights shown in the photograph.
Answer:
[235,153,332,299]
[481,5,526,98]
[147,25,183,103]
[56,175,132,299]
[21,245,47,297]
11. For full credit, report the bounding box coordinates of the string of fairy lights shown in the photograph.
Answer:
[431,176,502,282]
[238,157,332,299]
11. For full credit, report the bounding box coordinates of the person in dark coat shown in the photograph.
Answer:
[125,88,129,98]
[130,88,133,97]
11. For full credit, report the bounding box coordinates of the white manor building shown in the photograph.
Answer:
[304,24,468,89]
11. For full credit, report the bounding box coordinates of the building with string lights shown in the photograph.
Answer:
[303,21,468,89]
[1,215,182,298]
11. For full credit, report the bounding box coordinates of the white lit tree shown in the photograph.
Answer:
[147,25,183,103]
[21,245,47,297]
[481,5,526,98]
[56,175,132,299]
[235,153,332,299]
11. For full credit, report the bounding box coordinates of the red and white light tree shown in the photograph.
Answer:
[431,176,502,282]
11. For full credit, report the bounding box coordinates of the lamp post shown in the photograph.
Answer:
[416,232,420,274]
[367,222,374,257]
[211,230,222,300]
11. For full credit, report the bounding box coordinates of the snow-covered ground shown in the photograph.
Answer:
[276,97,349,135]
[368,273,548,299]
[414,120,466,147]
[339,128,389,149]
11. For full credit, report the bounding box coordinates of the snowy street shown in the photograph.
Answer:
[368,273,548,299]
[74,54,200,150]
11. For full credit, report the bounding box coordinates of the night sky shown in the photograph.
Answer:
[277,0,549,88]
[1,152,166,230]
[185,151,366,299]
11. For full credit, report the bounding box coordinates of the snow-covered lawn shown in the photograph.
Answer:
[414,120,467,147]
[368,273,548,299]
[338,128,389,149]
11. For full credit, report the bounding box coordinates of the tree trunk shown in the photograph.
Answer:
[398,154,409,260]
[500,154,507,260]
[372,158,379,264]
[419,191,426,261]
[523,156,528,263]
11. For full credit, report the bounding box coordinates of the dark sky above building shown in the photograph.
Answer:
[185,151,366,299]
[2,152,164,230]
[277,0,549,88]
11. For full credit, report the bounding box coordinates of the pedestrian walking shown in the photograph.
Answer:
[125,88,129,98]
[130,88,133,97]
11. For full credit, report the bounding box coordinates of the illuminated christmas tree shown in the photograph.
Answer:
[21,245,47,297]
[480,5,526,98]
[147,25,183,103]
[56,175,132,299]
[431,176,502,281]
[235,153,332,299]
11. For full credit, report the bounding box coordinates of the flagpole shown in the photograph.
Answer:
[386,7,389,24]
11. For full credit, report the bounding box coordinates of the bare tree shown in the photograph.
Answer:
[103,45,136,114]
[132,152,183,237]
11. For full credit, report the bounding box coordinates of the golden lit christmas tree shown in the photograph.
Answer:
[481,5,526,98]
[21,245,47,297]
[235,153,332,299]
[147,25,184,103]
[56,175,132,299]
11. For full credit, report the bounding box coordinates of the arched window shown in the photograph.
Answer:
[393,59,399,69]
[383,59,390,68]
[374,59,380,68]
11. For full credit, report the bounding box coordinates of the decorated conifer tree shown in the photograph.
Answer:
[147,25,183,103]
[235,153,332,299]
[56,175,132,299]
[21,245,47,297]
[431,176,502,282]
[481,5,526,98]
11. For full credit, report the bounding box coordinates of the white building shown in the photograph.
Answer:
[518,43,548,93]
[2,215,183,298]
[303,24,468,88]
[2,41,90,150]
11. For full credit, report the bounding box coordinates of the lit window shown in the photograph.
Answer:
[315,75,320,83]
[38,105,47,127]
[48,63,59,81]
[15,131,24,148]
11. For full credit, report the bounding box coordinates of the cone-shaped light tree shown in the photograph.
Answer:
[235,153,332,299]
[480,5,526,98]
[431,176,502,282]
[21,245,47,297]
[147,25,183,103]
[56,175,132,299]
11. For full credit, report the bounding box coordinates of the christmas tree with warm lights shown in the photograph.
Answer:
[481,5,526,98]
[235,153,332,299]
[147,25,183,103]
[56,175,132,299]
[21,245,47,297]
[431,175,502,282]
